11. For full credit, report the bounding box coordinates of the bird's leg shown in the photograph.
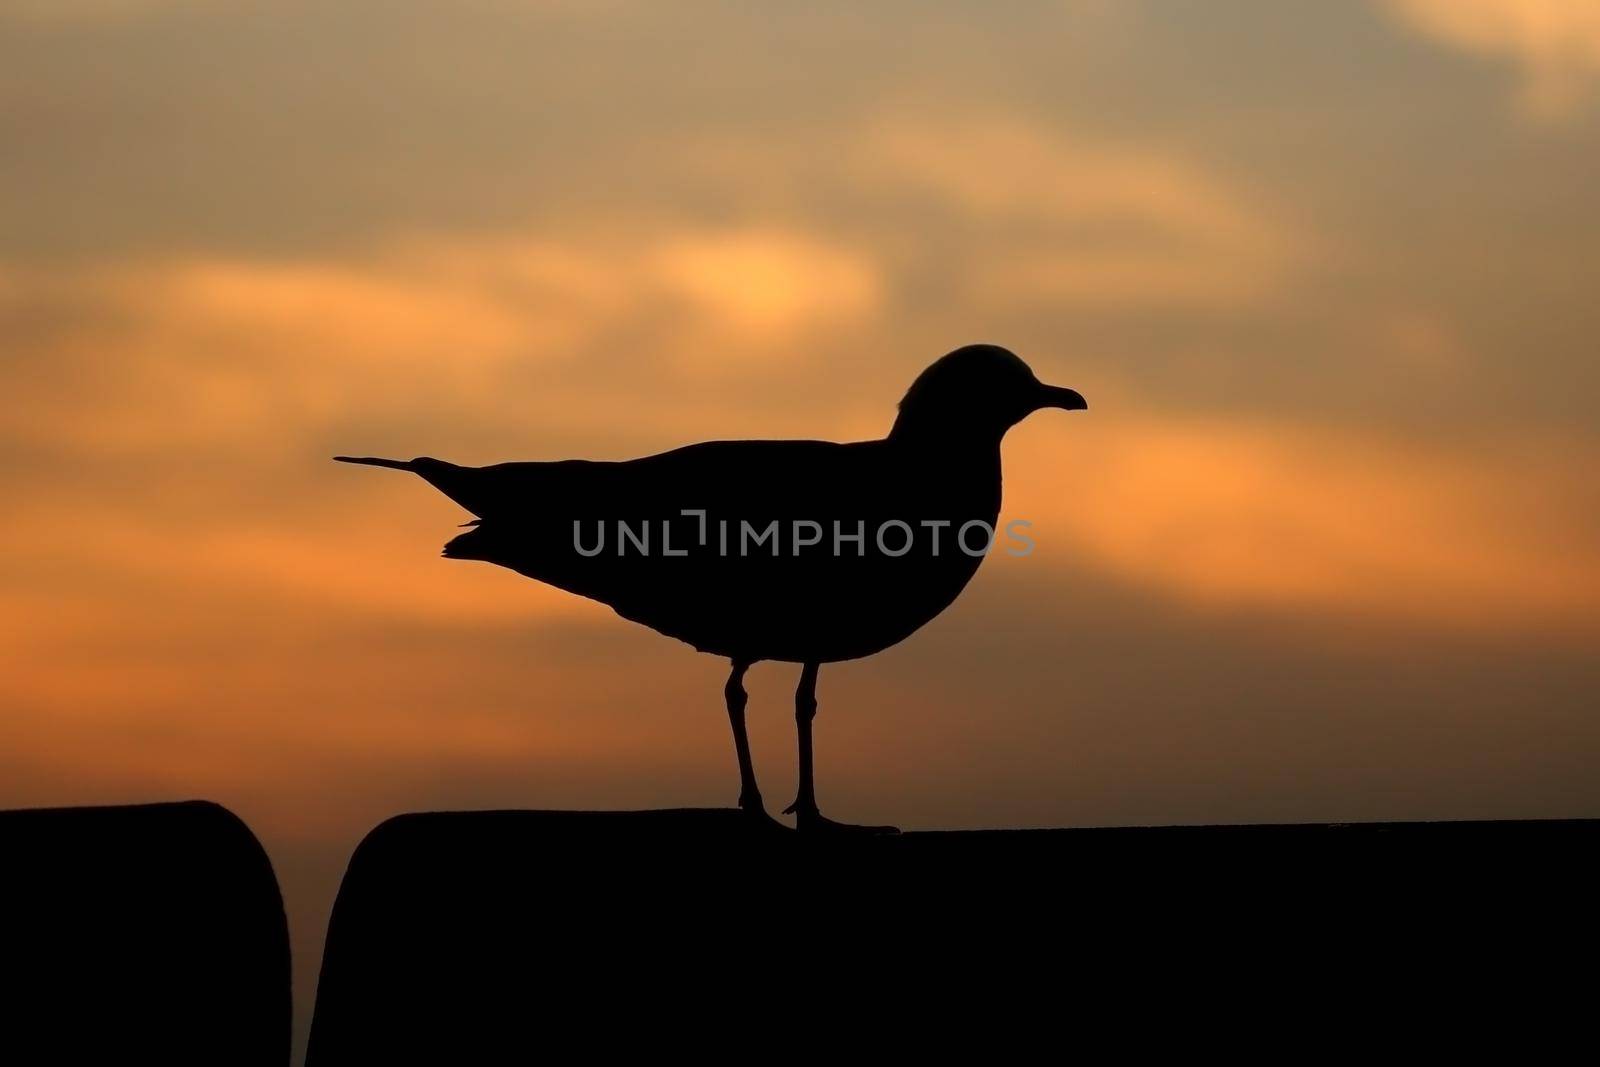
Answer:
[782,662,820,821]
[783,662,897,834]
[724,659,766,818]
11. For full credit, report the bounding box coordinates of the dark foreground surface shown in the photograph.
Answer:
[1,801,290,1066]
[308,811,1596,1063]
[2,803,1590,1063]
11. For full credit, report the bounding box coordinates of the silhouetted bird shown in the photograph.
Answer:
[337,344,1085,831]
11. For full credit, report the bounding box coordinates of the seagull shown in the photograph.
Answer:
[336,344,1085,832]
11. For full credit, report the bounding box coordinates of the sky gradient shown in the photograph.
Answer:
[3,1,1599,1056]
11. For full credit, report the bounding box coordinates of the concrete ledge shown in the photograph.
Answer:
[308,811,1593,1063]
[1,801,291,1066]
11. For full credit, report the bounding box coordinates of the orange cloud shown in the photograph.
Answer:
[649,229,882,334]
[860,116,1298,308]
[1384,0,1600,119]
[0,224,886,457]
[665,112,1303,311]
[1006,411,1600,628]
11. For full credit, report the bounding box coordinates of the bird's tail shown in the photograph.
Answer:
[333,455,415,471]
[442,523,492,562]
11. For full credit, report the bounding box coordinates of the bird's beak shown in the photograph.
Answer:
[1035,383,1088,411]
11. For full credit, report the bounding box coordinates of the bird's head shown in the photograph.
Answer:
[889,344,1086,445]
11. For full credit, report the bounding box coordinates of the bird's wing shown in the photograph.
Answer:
[439,439,939,647]
[424,440,889,521]
[443,437,999,661]
[407,457,625,521]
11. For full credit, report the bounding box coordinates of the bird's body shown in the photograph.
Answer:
[338,344,1085,831]
[401,436,999,663]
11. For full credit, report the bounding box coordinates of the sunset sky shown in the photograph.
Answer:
[4,0,1599,1053]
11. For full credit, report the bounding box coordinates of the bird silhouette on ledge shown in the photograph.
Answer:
[337,344,1085,832]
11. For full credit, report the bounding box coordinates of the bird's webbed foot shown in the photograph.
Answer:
[783,802,899,835]
[739,794,788,831]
